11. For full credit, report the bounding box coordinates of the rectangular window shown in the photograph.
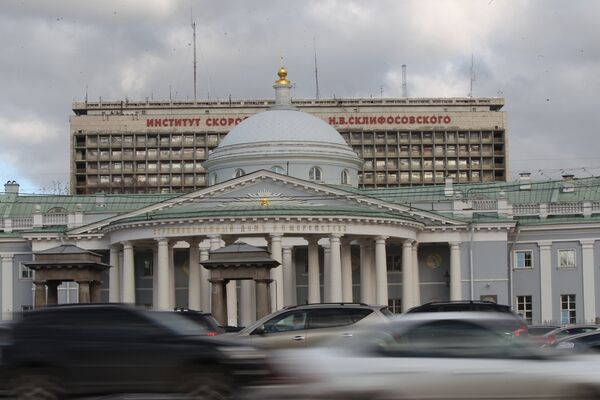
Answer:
[515,250,533,269]
[386,255,402,272]
[141,260,153,278]
[558,249,576,268]
[516,295,533,324]
[19,263,34,280]
[561,294,576,324]
[388,298,402,314]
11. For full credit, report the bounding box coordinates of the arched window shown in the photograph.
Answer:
[270,165,285,174]
[309,166,322,182]
[209,173,217,186]
[341,169,349,185]
[234,168,245,178]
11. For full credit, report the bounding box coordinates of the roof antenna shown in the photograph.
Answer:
[468,53,476,97]
[401,64,408,97]
[191,8,197,100]
[313,37,320,99]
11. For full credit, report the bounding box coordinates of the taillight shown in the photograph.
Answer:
[514,325,528,337]
[545,335,557,346]
[207,331,218,336]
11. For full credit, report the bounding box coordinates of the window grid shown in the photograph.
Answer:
[516,295,532,324]
[560,294,576,324]
[558,249,576,268]
[515,250,533,269]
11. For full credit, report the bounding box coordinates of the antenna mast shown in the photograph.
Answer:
[401,64,408,97]
[313,38,320,99]
[468,54,475,97]
[191,9,197,100]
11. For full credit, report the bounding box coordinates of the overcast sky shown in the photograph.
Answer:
[2,0,599,193]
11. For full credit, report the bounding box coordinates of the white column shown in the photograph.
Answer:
[188,240,201,310]
[168,241,175,308]
[152,245,158,307]
[282,246,295,306]
[412,243,421,306]
[374,236,388,306]
[581,240,596,322]
[122,241,136,304]
[401,241,413,311]
[200,246,211,312]
[291,248,298,305]
[360,239,374,304]
[1,254,14,320]
[341,238,353,302]
[109,244,121,303]
[329,234,343,303]
[323,244,331,302]
[538,241,553,323]
[307,237,321,303]
[449,242,462,301]
[156,238,170,310]
[270,234,284,310]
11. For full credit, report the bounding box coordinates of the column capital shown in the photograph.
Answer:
[187,238,201,246]
[329,234,342,243]
[269,233,284,240]
[376,235,388,243]
[580,239,596,248]
[449,241,461,248]
[537,241,553,250]
[121,240,133,249]
[207,234,222,240]
[282,246,293,253]
[403,240,413,248]
[306,236,320,245]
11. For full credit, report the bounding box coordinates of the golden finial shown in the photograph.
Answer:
[259,197,270,207]
[275,66,290,85]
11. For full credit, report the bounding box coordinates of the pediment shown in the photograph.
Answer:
[68,171,463,235]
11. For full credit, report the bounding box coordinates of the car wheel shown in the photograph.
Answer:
[12,371,62,400]
[181,371,234,400]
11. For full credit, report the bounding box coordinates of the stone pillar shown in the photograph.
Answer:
[34,281,46,309]
[412,243,421,306]
[187,240,201,310]
[401,241,413,311]
[270,234,284,310]
[329,234,343,303]
[78,281,91,303]
[323,244,331,302]
[1,254,13,320]
[46,281,59,305]
[360,239,374,304]
[168,242,175,308]
[156,238,170,310]
[449,242,462,301]
[373,236,387,306]
[291,248,298,305]
[255,278,272,320]
[282,246,295,306]
[240,280,254,327]
[581,240,596,322]
[109,244,121,303]
[210,279,227,326]
[307,237,320,303]
[341,238,353,302]
[122,241,136,304]
[91,282,102,303]
[538,241,553,323]
[152,246,158,308]
[200,246,211,311]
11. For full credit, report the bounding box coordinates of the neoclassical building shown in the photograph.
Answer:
[2,69,600,326]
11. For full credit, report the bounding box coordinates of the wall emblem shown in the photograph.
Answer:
[219,189,322,208]
[426,253,442,269]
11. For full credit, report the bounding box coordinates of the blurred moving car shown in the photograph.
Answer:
[232,303,392,349]
[527,324,561,336]
[554,330,600,353]
[1,304,269,399]
[174,309,226,336]
[542,324,600,346]
[247,312,600,400]
[406,300,528,337]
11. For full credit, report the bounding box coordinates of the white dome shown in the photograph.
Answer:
[219,109,347,147]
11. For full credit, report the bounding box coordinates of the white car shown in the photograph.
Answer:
[248,312,600,400]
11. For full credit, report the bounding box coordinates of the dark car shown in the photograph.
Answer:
[406,301,528,337]
[527,324,561,336]
[1,304,269,399]
[174,309,226,336]
[554,330,600,353]
[542,324,600,346]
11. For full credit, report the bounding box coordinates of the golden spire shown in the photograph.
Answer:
[275,66,290,85]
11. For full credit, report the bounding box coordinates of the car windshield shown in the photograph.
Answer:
[142,311,209,336]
